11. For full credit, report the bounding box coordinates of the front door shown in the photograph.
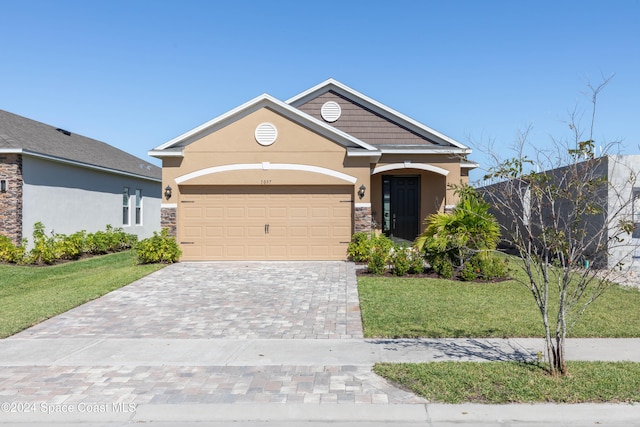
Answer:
[382,176,420,241]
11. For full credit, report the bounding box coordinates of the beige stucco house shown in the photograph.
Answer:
[150,79,476,261]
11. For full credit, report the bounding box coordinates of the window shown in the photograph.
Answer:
[123,187,130,225]
[633,188,640,239]
[135,189,142,225]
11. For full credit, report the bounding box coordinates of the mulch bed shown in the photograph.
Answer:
[354,264,509,283]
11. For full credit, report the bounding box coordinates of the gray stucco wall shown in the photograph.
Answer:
[21,156,161,244]
[478,155,640,270]
[607,155,640,269]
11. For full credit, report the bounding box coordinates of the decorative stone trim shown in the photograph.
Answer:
[161,206,177,237]
[0,154,23,244]
[354,205,372,233]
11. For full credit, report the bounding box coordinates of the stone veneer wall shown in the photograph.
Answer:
[161,206,177,237]
[0,154,23,244]
[354,205,372,233]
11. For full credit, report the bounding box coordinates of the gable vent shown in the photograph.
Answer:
[255,122,278,146]
[321,101,342,122]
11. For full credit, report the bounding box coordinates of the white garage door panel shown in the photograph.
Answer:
[178,186,353,261]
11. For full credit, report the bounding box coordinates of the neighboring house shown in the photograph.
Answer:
[150,79,476,261]
[0,110,162,246]
[478,155,640,270]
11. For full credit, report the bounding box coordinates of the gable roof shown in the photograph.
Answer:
[287,78,470,153]
[149,93,381,158]
[0,110,160,181]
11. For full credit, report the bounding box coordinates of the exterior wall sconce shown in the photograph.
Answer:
[0,180,6,193]
[164,185,172,200]
[358,184,366,199]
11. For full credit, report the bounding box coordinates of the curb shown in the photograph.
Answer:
[427,403,640,425]
[2,403,639,424]
[0,404,429,424]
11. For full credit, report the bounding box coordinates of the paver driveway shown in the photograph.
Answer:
[3,261,429,409]
[15,261,363,339]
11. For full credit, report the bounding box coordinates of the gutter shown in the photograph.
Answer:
[0,148,161,183]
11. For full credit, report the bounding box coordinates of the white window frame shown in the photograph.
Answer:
[123,187,130,226]
[135,189,143,226]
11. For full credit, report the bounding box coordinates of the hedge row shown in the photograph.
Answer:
[0,222,181,265]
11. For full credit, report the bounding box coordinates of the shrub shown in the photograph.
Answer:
[460,252,509,282]
[408,249,425,274]
[27,222,57,265]
[430,255,454,280]
[86,230,110,254]
[367,246,388,275]
[475,252,508,281]
[390,244,411,276]
[460,260,479,281]
[0,235,25,263]
[86,225,136,254]
[134,229,181,264]
[347,232,394,264]
[374,234,394,255]
[347,232,373,262]
[53,231,86,260]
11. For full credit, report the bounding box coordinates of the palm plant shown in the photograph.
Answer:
[415,185,501,278]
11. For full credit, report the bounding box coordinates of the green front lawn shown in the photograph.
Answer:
[360,273,640,403]
[374,361,640,403]
[0,251,165,338]
[358,276,640,338]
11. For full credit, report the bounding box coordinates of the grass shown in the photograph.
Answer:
[358,276,640,338]
[360,267,640,404]
[0,251,165,338]
[374,361,640,403]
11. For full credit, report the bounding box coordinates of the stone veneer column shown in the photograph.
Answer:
[354,204,372,233]
[0,154,23,244]
[161,206,177,237]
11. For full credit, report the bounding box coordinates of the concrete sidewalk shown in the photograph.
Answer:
[1,338,639,425]
[2,337,640,366]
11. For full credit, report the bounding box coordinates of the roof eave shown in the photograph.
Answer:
[148,149,184,158]
[379,147,472,155]
[346,147,381,162]
[461,161,480,169]
[20,150,161,182]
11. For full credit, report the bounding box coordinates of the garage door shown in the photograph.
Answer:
[178,186,353,260]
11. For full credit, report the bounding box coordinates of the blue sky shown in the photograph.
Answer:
[2,0,638,183]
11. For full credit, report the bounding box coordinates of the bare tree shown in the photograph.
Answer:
[480,79,638,376]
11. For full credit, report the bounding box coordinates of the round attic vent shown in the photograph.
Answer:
[321,101,342,122]
[255,122,278,146]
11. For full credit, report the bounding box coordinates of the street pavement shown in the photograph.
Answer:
[0,261,639,426]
